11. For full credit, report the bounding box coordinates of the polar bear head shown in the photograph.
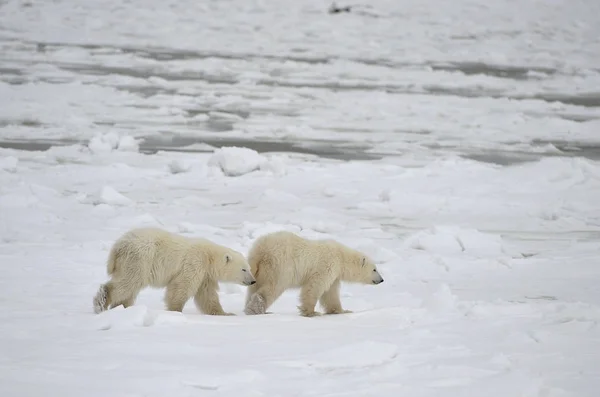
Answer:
[217,249,256,286]
[344,252,384,285]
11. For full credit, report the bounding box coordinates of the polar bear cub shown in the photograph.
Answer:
[93,227,255,315]
[244,231,384,317]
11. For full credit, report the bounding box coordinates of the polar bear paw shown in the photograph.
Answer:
[298,306,322,317]
[325,308,353,315]
[93,284,109,314]
[244,293,267,315]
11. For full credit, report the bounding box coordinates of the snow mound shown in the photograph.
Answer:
[0,156,18,172]
[87,132,140,154]
[207,146,278,177]
[239,221,302,241]
[130,213,162,227]
[177,222,225,235]
[93,306,187,330]
[93,306,149,330]
[184,369,265,392]
[168,159,193,174]
[404,226,506,257]
[422,284,458,312]
[260,188,301,204]
[282,341,398,370]
[95,186,133,206]
[0,192,37,208]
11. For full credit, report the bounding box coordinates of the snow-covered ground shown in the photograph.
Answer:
[1,0,600,396]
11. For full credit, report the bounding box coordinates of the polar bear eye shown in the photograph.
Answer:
[242,269,247,272]
[372,269,376,272]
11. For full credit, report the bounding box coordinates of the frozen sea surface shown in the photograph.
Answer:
[1,0,600,161]
[1,0,600,396]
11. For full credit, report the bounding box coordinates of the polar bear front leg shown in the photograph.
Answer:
[298,274,334,317]
[194,278,234,316]
[319,279,352,314]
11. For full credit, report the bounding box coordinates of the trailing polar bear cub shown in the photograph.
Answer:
[93,227,255,315]
[244,231,384,317]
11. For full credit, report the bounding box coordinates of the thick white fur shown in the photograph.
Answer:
[93,227,255,315]
[244,231,384,317]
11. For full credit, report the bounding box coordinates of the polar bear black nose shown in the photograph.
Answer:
[249,280,256,285]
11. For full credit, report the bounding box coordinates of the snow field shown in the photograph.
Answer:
[1,0,599,395]
[1,0,600,159]
[1,142,599,396]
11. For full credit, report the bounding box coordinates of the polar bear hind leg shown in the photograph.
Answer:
[319,279,352,314]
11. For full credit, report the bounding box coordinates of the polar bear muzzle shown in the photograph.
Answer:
[372,270,384,284]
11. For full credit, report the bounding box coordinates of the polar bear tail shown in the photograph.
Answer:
[106,245,118,275]
[93,284,109,314]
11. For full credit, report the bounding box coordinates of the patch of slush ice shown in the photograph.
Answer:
[87,132,140,154]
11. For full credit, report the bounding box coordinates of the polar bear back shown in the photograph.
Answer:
[110,227,217,287]
[248,231,360,287]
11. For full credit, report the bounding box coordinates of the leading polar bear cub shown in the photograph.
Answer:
[244,231,384,317]
[93,227,255,315]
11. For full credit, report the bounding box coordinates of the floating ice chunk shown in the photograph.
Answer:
[208,146,268,177]
[87,132,139,154]
[259,155,287,176]
[87,132,120,153]
[116,135,139,152]
[0,156,18,172]
[96,186,133,206]
[168,159,193,174]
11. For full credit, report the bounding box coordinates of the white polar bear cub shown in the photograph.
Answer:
[244,231,384,317]
[93,227,255,315]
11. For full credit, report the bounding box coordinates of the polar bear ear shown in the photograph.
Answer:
[225,254,232,264]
